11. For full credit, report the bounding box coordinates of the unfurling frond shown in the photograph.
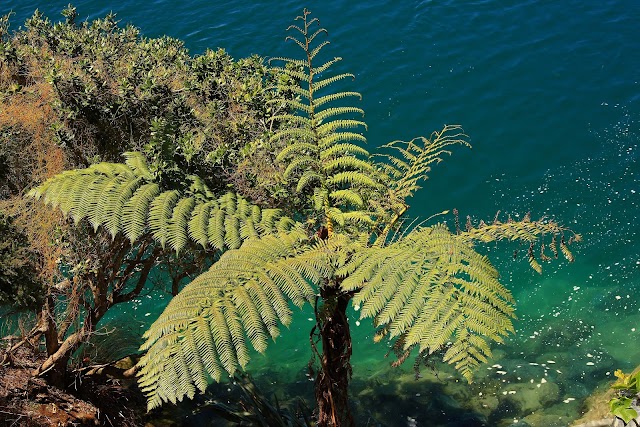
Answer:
[28,152,296,252]
[137,229,324,410]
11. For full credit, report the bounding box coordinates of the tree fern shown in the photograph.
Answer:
[28,10,582,422]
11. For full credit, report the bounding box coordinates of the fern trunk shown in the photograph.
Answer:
[314,283,354,427]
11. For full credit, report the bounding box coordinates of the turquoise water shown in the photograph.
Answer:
[3,1,639,425]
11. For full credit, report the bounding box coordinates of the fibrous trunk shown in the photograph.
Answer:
[313,282,354,427]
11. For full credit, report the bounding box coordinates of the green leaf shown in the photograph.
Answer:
[610,397,638,423]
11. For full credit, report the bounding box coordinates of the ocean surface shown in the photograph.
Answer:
[2,1,639,426]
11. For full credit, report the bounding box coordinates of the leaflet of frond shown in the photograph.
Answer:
[276,142,319,162]
[188,202,212,248]
[268,65,310,82]
[312,73,355,91]
[326,171,378,189]
[319,142,369,160]
[168,197,195,254]
[323,157,373,174]
[297,170,324,192]
[312,56,341,74]
[284,156,318,179]
[315,107,365,122]
[317,119,366,137]
[124,151,153,179]
[329,189,364,208]
[149,190,180,249]
[314,91,362,108]
[122,183,160,242]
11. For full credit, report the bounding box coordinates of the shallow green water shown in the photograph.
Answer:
[2,1,639,425]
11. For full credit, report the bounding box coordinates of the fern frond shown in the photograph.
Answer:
[29,154,299,252]
[137,230,321,409]
[122,183,161,242]
[308,40,330,61]
[268,66,311,82]
[123,151,154,179]
[377,125,471,201]
[342,211,375,226]
[284,156,318,179]
[284,35,307,52]
[149,190,180,249]
[307,27,328,45]
[270,127,316,143]
[268,98,312,114]
[344,224,515,382]
[271,114,313,127]
[269,57,308,68]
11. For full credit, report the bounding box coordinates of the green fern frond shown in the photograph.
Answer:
[313,73,355,91]
[269,127,316,143]
[342,211,375,226]
[319,141,369,159]
[285,85,312,100]
[271,114,313,127]
[188,202,213,249]
[122,183,161,242]
[343,223,515,382]
[297,170,324,192]
[268,66,310,82]
[29,153,299,252]
[377,125,471,201]
[308,40,330,61]
[167,198,195,254]
[314,188,329,211]
[124,151,154,179]
[149,190,180,249]
[137,230,321,409]
[268,98,313,114]
[268,57,308,68]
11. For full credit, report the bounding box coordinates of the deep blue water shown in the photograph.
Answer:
[2,1,639,425]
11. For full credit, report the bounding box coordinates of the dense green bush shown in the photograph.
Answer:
[0,213,42,309]
[0,6,295,386]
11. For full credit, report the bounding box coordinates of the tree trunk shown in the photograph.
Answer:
[313,283,354,427]
[36,329,88,387]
